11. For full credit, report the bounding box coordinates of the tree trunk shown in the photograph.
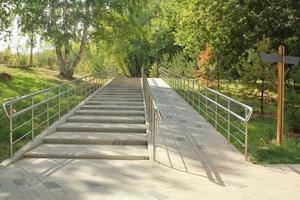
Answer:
[29,35,34,67]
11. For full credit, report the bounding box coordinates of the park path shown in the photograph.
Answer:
[0,78,300,200]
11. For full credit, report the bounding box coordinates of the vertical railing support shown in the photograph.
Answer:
[245,122,248,160]
[227,100,231,141]
[31,96,34,139]
[74,81,77,106]
[192,81,195,107]
[58,86,61,119]
[215,93,218,129]
[205,89,208,120]
[46,91,49,127]
[9,105,13,158]
[67,84,70,112]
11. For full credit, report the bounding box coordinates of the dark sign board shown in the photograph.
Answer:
[260,53,300,65]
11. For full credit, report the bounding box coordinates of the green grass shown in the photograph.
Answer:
[0,66,101,161]
[163,77,300,164]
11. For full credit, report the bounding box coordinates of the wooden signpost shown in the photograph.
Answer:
[260,46,300,144]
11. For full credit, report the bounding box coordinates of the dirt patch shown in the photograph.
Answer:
[0,73,12,81]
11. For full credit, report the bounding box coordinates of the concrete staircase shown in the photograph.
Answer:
[24,78,149,160]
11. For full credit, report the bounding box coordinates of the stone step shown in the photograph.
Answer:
[56,123,147,133]
[96,92,143,95]
[24,144,149,160]
[85,101,144,106]
[95,90,143,96]
[67,115,145,124]
[101,88,142,91]
[93,95,143,98]
[90,97,144,102]
[92,96,144,100]
[75,110,145,116]
[80,105,144,111]
[43,132,147,145]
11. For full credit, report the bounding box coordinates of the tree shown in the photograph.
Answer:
[12,0,141,79]
[237,38,276,114]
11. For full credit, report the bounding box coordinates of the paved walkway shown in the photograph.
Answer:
[0,78,300,200]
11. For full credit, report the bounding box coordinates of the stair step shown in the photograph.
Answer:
[67,116,145,124]
[75,110,145,116]
[97,92,143,95]
[101,89,142,92]
[24,144,149,160]
[80,105,144,111]
[85,101,144,106]
[56,123,147,133]
[99,92,142,95]
[93,95,143,99]
[90,98,143,102]
[43,132,147,145]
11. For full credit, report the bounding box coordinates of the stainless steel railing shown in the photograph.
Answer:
[2,75,111,158]
[159,67,253,160]
[142,69,163,160]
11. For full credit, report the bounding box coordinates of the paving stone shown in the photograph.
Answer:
[43,181,61,190]
[146,191,168,200]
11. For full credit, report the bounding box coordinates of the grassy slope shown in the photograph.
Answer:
[0,66,66,160]
[222,82,300,164]
[0,66,65,103]
[0,66,93,161]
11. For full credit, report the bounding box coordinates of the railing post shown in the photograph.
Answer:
[205,89,208,120]
[198,84,201,113]
[227,100,231,141]
[245,122,248,160]
[58,86,61,119]
[9,105,13,158]
[74,81,77,106]
[153,107,157,160]
[192,81,195,107]
[215,93,218,129]
[31,96,34,139]
[187,80,190,103]
[46,91,49,127]
[67,84,70,112]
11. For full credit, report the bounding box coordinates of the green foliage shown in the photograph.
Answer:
[163,52,195,77]
[0,47,13,64]
[286,90,300,132]
[35,50,57,70]
[237,38,276,114]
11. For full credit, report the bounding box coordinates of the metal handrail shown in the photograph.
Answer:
[142,68,162,160]
[2,75,111,158]
[159,67,253,160]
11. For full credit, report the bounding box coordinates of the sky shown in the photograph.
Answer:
[0,18,50,53]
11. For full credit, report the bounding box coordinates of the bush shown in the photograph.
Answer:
[286,90,300,133]
[35,50,57,69]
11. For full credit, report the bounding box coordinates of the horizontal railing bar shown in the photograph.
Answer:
[33,120,47,130]
[12,119,32,132]
[12,130,32,144]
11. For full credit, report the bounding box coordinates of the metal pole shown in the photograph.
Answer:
[58,86,61,119]
[193,81,195,107]
[46,91,49,127]
[31,97,34,139]
[227,100,231,141]
[74,81,77,106]
[205,89,208,120]
[215,93,218,129]
[277,45,285,144]
[245,122,248,160]
[9,105,13,157]
[67,84,70,112]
